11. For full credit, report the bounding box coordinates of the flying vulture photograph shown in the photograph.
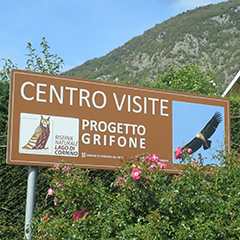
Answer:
[172,101,225,165]
[182,111,222,154]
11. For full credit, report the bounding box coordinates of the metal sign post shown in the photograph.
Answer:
[24,166,37,239]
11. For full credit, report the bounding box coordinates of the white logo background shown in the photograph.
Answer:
[19,113,79,157]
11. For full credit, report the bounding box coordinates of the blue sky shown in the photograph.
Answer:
[0,0,227,72]
[172,101,225,166]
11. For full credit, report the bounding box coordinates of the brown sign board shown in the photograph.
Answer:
[7,69,230,173]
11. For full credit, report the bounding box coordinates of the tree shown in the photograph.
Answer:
[0,37,64,82]
[0,37,64,240]
[25,37,64,74]
[228,92,240,153]
[0,59,18,82]
[138,63,221,96]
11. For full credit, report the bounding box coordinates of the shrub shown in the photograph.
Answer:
[32,149,240,239]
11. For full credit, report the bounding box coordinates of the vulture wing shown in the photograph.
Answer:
[200,112,222,139]
[182,137,203,154]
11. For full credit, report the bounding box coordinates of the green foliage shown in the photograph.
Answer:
[31,162,115,239]
[31,151,240,239]
[25,37,64,74]
[0,37,64,240]
[0,59,17,82]
[0,80,9,135]
[0,36,64,134]
[228,91,240,152]
[138,63,221,96]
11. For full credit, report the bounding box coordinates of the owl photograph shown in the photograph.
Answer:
[22,115,50,150]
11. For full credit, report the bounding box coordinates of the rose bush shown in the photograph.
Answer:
[32,150,240,239]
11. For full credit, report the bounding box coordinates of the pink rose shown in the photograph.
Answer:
[57,183,63,188]
[148,164,158,169]
[73,209,87,220]
[175,152,181,159]
[146,155,153,163]
[187,148,192,153]
[53,163,60,170]
[115,177,124,186]
[158,162,167,169]
[53,197,58,205]
[115,180,124,186]
[152,154,160,162]
[131,169,142,180]
[175,146,182,159]
[47,188,53,195]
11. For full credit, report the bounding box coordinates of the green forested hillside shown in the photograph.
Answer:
[64,0,240,89]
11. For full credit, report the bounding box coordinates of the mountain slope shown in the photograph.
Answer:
[64,0,240,88]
